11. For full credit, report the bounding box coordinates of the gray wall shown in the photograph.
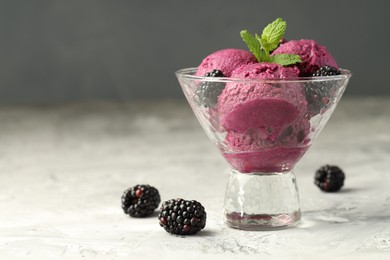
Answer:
[0,0,389,104]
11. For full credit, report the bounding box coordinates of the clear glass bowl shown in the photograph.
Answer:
[176,67,351,230]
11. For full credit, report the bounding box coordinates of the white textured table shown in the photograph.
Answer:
[0,98,389,259]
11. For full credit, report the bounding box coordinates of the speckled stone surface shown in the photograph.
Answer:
[0,98,389,259]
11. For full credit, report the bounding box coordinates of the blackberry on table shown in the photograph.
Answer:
[194,70,226,108]
[312,66,340,77]
[314,165,345,192]
[158,199,206,235]
[121,184,161,217]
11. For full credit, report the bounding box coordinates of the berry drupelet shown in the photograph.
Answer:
[158,199,206,235]
[314,165,345,192]
[194,70,226,108]
[121,184,161,217]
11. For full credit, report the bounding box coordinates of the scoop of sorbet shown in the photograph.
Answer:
[218,62,305,134]
[217,62,310,173]
[271,39,338,76]
[195,48,257,77]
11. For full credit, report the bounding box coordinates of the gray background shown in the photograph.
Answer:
[0,0,389,104]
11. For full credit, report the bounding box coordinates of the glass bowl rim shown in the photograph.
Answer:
[176,67,352,83]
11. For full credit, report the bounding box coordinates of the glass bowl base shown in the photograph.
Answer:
[223,169,301,230]
[224,211,301,230]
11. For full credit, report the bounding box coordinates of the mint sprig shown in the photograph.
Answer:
[240,30,263,62]
[240,18,301,66]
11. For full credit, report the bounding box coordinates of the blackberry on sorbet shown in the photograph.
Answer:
[194,69,226,108]
[158,199,206,235]
[312,66,340,77]
[315,165,345,192]
[305,83,331,115]
[121,184,161,217]
[306,66,341,115]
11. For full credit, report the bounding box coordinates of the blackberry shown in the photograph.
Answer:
[306,66,340,116]
[194,70,226,108]
[205,69,225,78]
[158,199,206,235]
[312,66,340,77]
[121,184,161,217]
[315,165,345,192]
[304,83,331,116]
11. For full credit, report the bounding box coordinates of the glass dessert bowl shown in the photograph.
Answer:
[176,67,352,230]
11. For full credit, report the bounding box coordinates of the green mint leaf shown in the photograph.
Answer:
[261,18,287,52]
[240,30,263,62]
[255,34,271,62]
[270,54,301,66]
[241,18,298,66]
